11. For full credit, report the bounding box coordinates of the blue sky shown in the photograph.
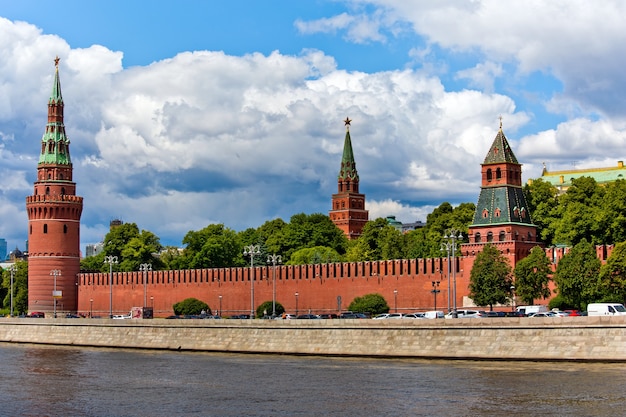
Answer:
[1,0,625,254]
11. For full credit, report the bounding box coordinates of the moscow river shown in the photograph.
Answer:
[3,343,625,417]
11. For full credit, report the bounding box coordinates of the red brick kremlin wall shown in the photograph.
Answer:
[77,245,613,317]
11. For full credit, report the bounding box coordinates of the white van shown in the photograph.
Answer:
[587,303,626,316]
[423,310,444,319]
[516,305,548,316]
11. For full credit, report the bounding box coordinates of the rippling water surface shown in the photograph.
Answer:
[2,343,625,416]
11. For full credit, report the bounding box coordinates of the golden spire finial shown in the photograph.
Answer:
[344,117,352,131]
[54,56,60,67]
[499,115,503,130]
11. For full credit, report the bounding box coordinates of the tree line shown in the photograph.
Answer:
[4,176,626,314]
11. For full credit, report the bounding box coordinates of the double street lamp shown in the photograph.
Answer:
[441,229,463,317]
[139,263,152,308]
[394,289,398,313]
[243,245,261,319]
[104,255,118,318]
[50,269,61,318]
[267,254,282,318]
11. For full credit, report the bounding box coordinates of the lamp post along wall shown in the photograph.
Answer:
[442,229,463,317]
[267,254,282,318]
[50,269,61,318]
[139,263,152,308]
[104,255,118,318]
[243,245,261,319]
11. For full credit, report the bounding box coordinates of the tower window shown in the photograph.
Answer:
[43,224,48,234]
[64,224,68,234]
[499,231,506,241]
[496,168,502,179]
[487,232,493,242]
[486,169,492,181]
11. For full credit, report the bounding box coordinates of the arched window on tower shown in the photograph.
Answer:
[496,168,502,179]
[46,187,50,195]
[475,233,481,243]
[486,169,492,181]
[487,231,493,242]
[499,231,506,241]
[43,224,48,234]
[63,224,68,234]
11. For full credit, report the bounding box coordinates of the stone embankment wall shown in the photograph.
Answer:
[1,316,626,361]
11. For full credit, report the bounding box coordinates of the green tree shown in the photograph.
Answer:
[513,246,552,305]
[265,213,348,260]
[288,246,343,265]
[1,261,28,315]
[524,178,559,246]
[347,293,389,315]
[552,177,604,246]
[553,238,602,310]
[256,300,285,318]
[598,180,626,244]
[173,298,210,315]
[469,243,513,310]
[345,218,403,261]
[597,241,626,303]
[180,224,243,269]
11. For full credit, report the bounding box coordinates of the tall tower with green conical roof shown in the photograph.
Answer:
[463,119,541,266]
[26,57,83,315]
[329,117,368,239]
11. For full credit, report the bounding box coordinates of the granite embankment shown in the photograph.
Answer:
[1,316,625,361]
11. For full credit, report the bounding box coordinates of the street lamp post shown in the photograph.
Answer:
[511,285,516,312]
[50,269,61,318]
[150,296,154,309]
[267,254,282,318]
[90,298,93,318]
[104,256,118,318]
[139,263,152,308]
[218,295,222,317]
[243,245,261,319]
[394,289,398,313]
[442,229,463,318]
[431,281,440,310]
[8,264,16,317]
[295,292,299,316]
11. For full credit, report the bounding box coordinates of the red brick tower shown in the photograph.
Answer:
[463,119,541,266]
[329,118,368,239]
[26,57,83,314]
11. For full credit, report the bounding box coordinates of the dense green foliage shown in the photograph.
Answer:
[513,246,552,305]
[173,298,210,316]
[0,261,28,315]
[256,300,285,317]
[469,244,514,310]
[347,293,389,315]
[552,239,602,310]
[598,241,626,304]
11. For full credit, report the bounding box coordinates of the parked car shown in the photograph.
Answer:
[587,303,626,316]
[445,310,484,319]
[296,314,320,319]
[26,312,45,318]
[319,313,337,319]
[112,314,131,319]
[373,313,390,319]
[529,312,557,318]
[483,311,505,318]
[423,311,445,319]
[403,313,425,319]
[339,312,359,319]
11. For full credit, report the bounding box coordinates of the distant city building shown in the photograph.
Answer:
[534,160,626,194]
[401,220,426,233]
[0,238,6,261]
[85,242,105,257]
